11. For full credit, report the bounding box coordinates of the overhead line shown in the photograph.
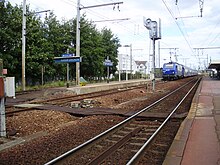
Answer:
[59,0,149,48]
[93,18,130,22]
[193,47,220,49]
[175,4,191,41]
[76,1,150,41]
[84,7,149,42]
[80,2,123,10]
[54,0,150,45]
[162,0,194,54]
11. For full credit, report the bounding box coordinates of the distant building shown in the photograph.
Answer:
[117,54,148,79]
[134,61,147,75]
[117,54,134,74]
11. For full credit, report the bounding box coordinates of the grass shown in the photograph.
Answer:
[16,81,71,92]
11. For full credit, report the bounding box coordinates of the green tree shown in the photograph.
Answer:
[78,15,120,81]
[79,15,104,80]
[0,1,121,86]
[101,27,120,78]
[0,1,22,81]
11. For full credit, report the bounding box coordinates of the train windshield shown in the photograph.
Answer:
[164,63,174,69]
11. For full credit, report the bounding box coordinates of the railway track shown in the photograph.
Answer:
[45,77,201,165]
[5,85,147,115]
[6,81,167,115]
[32,84,156,106]
[30,80,169,106]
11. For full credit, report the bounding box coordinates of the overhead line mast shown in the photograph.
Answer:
[199,0,204,17]
[175,0,205,19]
[193,46,220,69]
[22,0,50,91]
[160,48,179,62]
[75,1,123,86]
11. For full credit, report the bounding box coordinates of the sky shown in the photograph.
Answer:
[10,0,220,70]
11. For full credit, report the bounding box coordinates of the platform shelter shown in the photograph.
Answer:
[208,60,220,78]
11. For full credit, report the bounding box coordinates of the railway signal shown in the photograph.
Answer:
[144,18,162,91]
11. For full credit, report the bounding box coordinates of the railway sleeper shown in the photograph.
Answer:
[129,123,161,128]
[87,127,142,164]
[129,142,146,147]
[123,127,138,131]
[131,137,149,141]
[136,132,154,137]
[111,134,127,139]
[154,142,169,147]
[139,128,158,133]
[117,130,136,135]
[130,149,140,153]
[148,149,165,155]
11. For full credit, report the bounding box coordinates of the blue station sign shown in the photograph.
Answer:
[103,59,113,66]
[54,56,82,63]
[62,53,75,57]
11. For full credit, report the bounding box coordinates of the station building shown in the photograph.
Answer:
[208,60,220,79]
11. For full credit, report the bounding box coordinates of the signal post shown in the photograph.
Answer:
[144,18,161,91]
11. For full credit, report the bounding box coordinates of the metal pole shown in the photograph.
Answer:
[152,38,156,91]
[41,66,44,85]
[76,0,80,86]
[0,97,6,137]
[119,70,121,82]
[75,1,123,86]
[126,55,128,81]
[158,41,160,68]
[107,56,109,83]
[22,0,26,91]
[66,49,70,88]
[130,44,132,78]
[119,54,121,82]
[207,54,208,69]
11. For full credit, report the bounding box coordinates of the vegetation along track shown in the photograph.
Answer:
[45,77,201,165]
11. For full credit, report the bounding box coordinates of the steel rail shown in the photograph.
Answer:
[126,77,201,165]
[44,78,198,165]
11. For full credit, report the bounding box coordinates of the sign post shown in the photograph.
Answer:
[0,58,5,137]
[54,55,81,87]
[54,56,81,63]
[0,77,5,137]
[66,49,70,87]
[103,56,113,83]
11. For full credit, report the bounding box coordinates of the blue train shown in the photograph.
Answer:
[162,62,197,80]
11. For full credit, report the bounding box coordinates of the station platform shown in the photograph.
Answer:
[163,77,220,165]
[67,79,152,95]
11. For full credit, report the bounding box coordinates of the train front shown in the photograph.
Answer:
[162,62,176,80]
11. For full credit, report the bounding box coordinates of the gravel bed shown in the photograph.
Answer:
[6,110,77,136]
[0,115,124,164]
